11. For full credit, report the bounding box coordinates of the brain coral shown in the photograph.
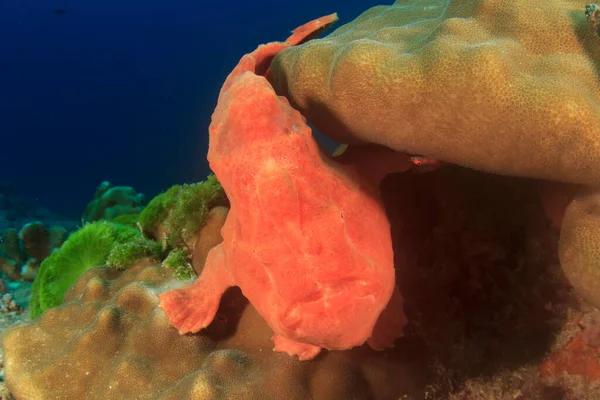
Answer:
[4,261,420,400]
[268,0,600,185]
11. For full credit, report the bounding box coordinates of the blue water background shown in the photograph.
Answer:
[0,0,380,218]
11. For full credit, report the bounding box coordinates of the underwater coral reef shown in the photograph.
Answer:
[4,0,600,398]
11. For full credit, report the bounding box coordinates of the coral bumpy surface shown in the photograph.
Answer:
[268,0,600,186]
[159,13,409,361]
[3,261,418,399]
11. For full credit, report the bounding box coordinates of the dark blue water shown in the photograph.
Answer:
[0,0,380,218]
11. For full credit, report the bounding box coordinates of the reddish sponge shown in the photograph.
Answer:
[159,15,408,361]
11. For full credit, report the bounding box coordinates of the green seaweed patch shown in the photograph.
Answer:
[110,213,141,228]
[30,221,141,319]
[167,175,227,248]
[162,248,195,281]
[139,185,182,236]
[107,237,165,270]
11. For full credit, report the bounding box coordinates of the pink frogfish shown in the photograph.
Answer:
[159,14,410,360]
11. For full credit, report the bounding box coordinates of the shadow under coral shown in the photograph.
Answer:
[381,166,578,397]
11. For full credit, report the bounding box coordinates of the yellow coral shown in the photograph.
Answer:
[269,0,600,185]
[3,261,407,399]
[559,186,600,307]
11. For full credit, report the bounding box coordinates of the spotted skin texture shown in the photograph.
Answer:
[159,15,408,361]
